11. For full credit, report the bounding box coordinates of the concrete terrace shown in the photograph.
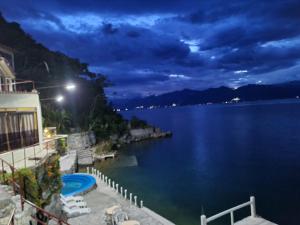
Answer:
[69,171,175,225]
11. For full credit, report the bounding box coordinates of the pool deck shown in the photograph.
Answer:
[69,173,175,225]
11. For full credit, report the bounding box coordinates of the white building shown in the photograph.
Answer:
[0,44,55,169]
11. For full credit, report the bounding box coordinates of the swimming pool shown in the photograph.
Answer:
[61,173,96,196]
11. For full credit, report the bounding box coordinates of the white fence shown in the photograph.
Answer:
[87,167,144,208]
[201,196,256,225]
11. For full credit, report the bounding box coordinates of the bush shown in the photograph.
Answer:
[130,116,149,129]
[57,138,67,155]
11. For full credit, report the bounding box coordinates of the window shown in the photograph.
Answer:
[0,112,39,152]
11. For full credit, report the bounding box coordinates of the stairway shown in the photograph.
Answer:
[67,132,95,166]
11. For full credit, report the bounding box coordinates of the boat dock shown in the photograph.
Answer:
[94,151,117,161]
[200,196,277,225]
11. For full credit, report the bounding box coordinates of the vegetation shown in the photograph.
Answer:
[57,138,67,155]
[16,155,62,207]
[0,155,63,207]
[130,116,149,129]
[0,13,151,142]
[95,141,113,154]
[0,13,131,139]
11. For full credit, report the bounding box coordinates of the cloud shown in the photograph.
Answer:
[1,0,300,98]
[169,74,191,79]
[234,70,248,74]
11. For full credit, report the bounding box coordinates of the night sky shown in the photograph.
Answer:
[1,0,300,99]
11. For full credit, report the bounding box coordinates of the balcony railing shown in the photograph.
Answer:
[0,138,59,170]
[0,80,36,93]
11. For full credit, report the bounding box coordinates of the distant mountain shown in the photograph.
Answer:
[113,81,300,109]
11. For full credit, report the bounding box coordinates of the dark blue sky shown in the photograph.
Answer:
[1,0,300,99]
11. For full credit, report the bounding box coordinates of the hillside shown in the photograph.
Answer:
[0,13,127,138]
[115,81,300,109]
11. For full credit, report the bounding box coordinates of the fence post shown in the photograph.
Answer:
[129,193,132,205]
[11,151,15,168]
[250,196,256,217]
[11,167,16,194]
[1,160,5,183]
[112,181,115,189]
[116,184,119,193]
[23,148,26,168]
[140,200,143,208]
[19,177,25,211]
[230,211,234,225]
[120,187,123,196]
[33,146,36,166]
[124,189,127,199]
[201,215,207,225]
[134,196,137,207]
[87,167,89,174]
[108,179,111,187]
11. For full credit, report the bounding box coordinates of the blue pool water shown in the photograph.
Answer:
[61,174,96,196]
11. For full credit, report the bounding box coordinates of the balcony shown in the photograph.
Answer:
[0,138,61,170]
[0,80,36,94]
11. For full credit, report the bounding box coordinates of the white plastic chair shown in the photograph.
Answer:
[113,211,140,225]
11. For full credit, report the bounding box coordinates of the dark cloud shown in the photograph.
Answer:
[102,23,118,35]
[126,30,140,38]
[1,0,300,98]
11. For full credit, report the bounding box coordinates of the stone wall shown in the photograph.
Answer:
[67,131,96,150]
[129,128,155,139]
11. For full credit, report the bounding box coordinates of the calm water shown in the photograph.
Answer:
[97,100,300,225]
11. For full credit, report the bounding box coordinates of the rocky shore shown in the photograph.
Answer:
[64,127,172,167]
[116,127,172,144]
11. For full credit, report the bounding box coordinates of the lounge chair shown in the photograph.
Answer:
[63,205,91,217]
[60,194,84,202]
[112,211,140,225]
[60,197,87,208]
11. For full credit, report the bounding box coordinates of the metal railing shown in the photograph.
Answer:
[1,139,57,170]
[7,207,16,225]
[24,199,69,225]
[87,167,144,208]
[0,80,36,93]
[200,196,256,225]
[0,154,69,225]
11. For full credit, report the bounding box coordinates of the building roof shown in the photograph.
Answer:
[0,43,14,55]
[0,57,15,79]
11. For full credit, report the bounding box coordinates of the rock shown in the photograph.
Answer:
[44,193,66,220]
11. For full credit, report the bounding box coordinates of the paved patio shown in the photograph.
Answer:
[69,174,175,225]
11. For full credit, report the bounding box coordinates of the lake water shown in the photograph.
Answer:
[96,100,300,225]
